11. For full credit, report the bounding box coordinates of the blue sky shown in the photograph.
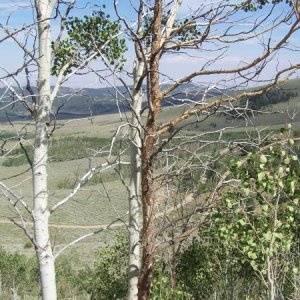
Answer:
[0,0,299,89]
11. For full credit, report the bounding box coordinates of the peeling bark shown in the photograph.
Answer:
[138,1,162,299]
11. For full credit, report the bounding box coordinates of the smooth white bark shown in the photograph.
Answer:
[127,59,144,300]
[33,1,57,299]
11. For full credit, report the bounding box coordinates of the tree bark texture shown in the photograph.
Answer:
[138,1,162,299]
[128,58,144,300]
[33,1,57,299]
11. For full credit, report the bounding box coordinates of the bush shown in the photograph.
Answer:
[176,136,300,299]
[2,135,111,167]
[78,233,128,299]
[0,248,85,298]
[0,248,39,297]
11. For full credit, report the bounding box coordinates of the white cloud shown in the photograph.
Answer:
[0,1,31,12]
[162,54,203,64]
[179,0,227,15]
[162,54,242,65]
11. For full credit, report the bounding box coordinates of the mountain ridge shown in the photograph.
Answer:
[0,78,299,122]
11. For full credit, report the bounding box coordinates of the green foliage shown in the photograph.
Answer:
[150,270,193,300]
[176,234,229,299]
[0,248,39,297]
[2,154,31,167]
[71,135,112,157]
[56,176,77,189]
[56,257,83,298]
[228,88,298,119]
[78,233,128,299]
[2,136,110,167]
[0,131,17,140]
[142,10,202,48]
[243,0,292,11]
[246,89,297,110]
[24,241,33,249]
[77,232,192,299]
[176,131,300,299]
[0,248,86,298]
[176,234,262,299]
[52,8,127,76]
[212,139,300,295]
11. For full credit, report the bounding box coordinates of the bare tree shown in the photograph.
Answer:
[1,0,299,299]
[0,1,127,298]
[31,1,59,298]
[109,1,300,299]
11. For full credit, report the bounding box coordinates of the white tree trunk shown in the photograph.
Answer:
[33,1,57,299]
[127,3,182,297]
[128,59,144,300]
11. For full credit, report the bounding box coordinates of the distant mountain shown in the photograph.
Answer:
[0,85,127,122]
[0,78,299,122]
[0,83,212,122]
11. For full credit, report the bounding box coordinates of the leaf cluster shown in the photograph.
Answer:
[52,9,127,76]
[77,233,128,299]
[143,11,202,48]
[214,139,300,276]
[242,0,292,11]
[0,248,39,296]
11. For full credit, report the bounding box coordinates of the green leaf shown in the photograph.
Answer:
[257,172,264,181]
[259,155,267,164]
[238,219,246,226]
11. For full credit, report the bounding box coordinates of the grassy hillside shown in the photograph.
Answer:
[0,77,299,267]
[159,77,300,133]
[0,77,299,122]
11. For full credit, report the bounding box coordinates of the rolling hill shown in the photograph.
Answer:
[0,78,299,122]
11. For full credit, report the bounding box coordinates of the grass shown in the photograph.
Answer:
[0,156,129,266]
[2,135,112,167]
[158,79,300,135]
[0,130,34,142]
[0,222,124,267]
[0,131,17,140]
[56,164,130,189]
[0,79,299,269]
